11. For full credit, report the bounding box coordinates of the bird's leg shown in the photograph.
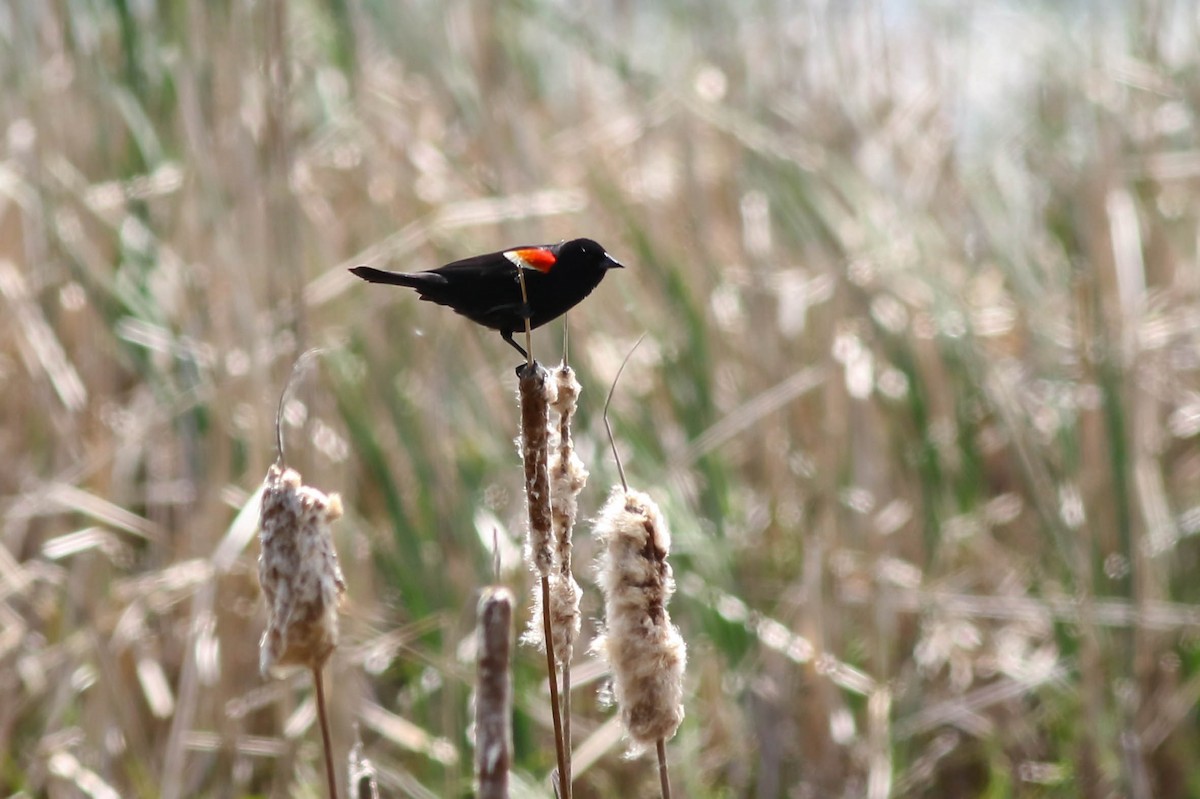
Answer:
[502,331,529,359]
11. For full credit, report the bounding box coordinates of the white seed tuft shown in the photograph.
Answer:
[592,487,686,749]
[257,464,346,676]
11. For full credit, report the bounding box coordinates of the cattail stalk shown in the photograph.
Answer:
[549,364,586,788]
[657,739,672,799]
[476,588,514,799]
[258,463,346,799]
[592,486,686,795]
[314,666,338,799]
[523,363,589,790]
[548,364,586,661]
[517,362,569,798]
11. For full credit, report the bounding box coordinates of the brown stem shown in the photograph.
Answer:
[656,738,671,799]
[657,739,676,791]
[562,659,572,798]
[313,665,340,799]
[542,575,569,799]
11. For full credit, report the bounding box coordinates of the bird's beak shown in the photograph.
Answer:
[605,253,625,269]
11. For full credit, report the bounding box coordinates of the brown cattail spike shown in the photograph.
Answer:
[518,362,556,577]
[258,464,346,675]
[475,588,514,799]
[592,487,687,750]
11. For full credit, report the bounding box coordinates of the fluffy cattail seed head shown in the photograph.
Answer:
[258,464,346,676]
[549,364,587,569]
[523,363,588,661]
[522,572,582,661]
[550,362,581,418]
[592,487,687,749]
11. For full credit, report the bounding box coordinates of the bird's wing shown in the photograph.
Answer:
[436,244,556,274]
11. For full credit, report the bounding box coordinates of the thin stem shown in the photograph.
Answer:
[541,574,569,799]
[313,665,340,799]
[656,738,671,799]
[274,347,325,466]
[603,333,646,493]
[562,313,569,365]
[516,264,533,368]
[562,659,572,797]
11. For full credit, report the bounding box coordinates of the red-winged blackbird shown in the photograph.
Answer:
[350,238,623,357]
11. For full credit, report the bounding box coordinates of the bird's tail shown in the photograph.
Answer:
[349,266,427,287]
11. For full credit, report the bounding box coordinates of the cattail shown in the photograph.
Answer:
[475,588,514,799]
[517,360,570,798]
[258,463,346,675]
[592,486,687,751]
[524,363,587,661]
[522,573,582,664]
[517,362,556,577]
[550,365,587,656]
[549,363,587,571]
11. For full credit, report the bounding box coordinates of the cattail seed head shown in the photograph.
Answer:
[518,362,556,577]
[550,362,581,418]
[523,364,588,660]
[475,587,514,799]
[258,464,346,676]
[522,572,582,661]
[592,487,687,749]
[550,364,588,570]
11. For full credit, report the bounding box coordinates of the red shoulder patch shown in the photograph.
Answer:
[508,247,557,273]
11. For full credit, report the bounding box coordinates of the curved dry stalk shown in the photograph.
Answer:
[602,333,646,492]
[274,347,326,465]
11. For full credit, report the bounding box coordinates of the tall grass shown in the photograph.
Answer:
[2,0,1200,796]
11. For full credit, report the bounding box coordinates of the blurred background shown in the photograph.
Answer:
[2,0,1200,796]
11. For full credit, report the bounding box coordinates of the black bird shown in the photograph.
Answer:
[350,238,623,357]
